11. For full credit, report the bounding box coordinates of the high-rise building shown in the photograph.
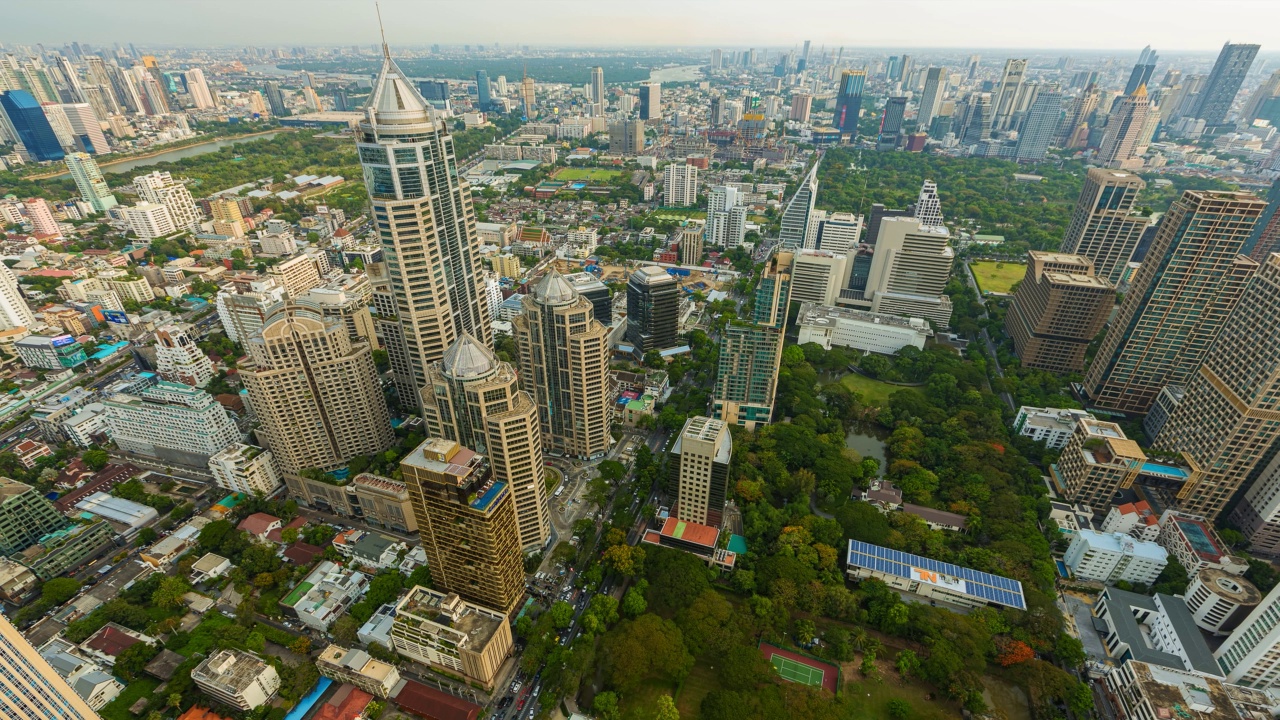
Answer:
[0,476,72,556]
[513,271,613,459]
[625,266,679,355]
[706,185,746,248]
[1097,86,1151,169]
[1005,251,1114,374]
[1049,418,1146,507]
[134,171,200,231]
[713,251,791,429]
[0,89,65,161]
[669,416,732,526]
[1124,46,1159,96]
[914,180,944,229]
[1246,179,1280,264]
[992,58,1028,131]
[184,68,215,109]
[1213,580,1280,688]
[240,309,394,490]
[678,223,703,265]
[607,120,645,155]
[1191,42,1260,129]
[1243,69,1280,125]
[0,265,34,332]
[876,96,907,149]
[216,278,287,343]
[400,438,524,613]
[1084,191,1266,414]
[520,75,535,117]
[208,443,284,498]
[264,81,289,116]
[22,198,59,236]
[154,324,214,388]
[64,152,116,213]
[209,197,246,238]
[662,163,697,207]
[103,378,240,466]
[0,613,102,720]
[1154,253,1280,522]
[58,104,108,155]
[639,82,660,120]
[1059,169,1149,285]
[833,70,866,137]
[859,217,955,328]
[789,92,812,123]
[710,49,723,70]
[1014,90,1062,162]
[589,66,604,106]
[474,70,491,110]
[789,250,849,306]
[958,93,993,145]
[358,45,491,410]
[917,67,946,130]
[779,160,818,249]
[811,211,863,255]
[420,334,549,552]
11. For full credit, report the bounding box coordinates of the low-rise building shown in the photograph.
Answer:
[845,539,1027,611]
[1048,500,1094,539]
[12,439,53,468]
[38,637,125,710]
[1101,500,1161,542]
[281,560,368,631]
[357,602,397,649]
[0,557,37,603]
[1103,660,1274,720]
[79,623,155,666]
[140,517,208,568]
[1064,529,1168,586]
[795,303,931,355]
[332,528,405,570]
[316,644,401,698]
[15,335,88,370]
[16,519,118,580]
[191,650,281,711]
[237,513,282,543]
[1012,406,1096,450]
[390,586,514,690]
[190,553,232,583]
[1094,586,1222,675]
[350,473,416,533]
[73,492,158,535]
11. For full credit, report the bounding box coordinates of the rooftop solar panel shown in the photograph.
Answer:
[846,540,1027,610]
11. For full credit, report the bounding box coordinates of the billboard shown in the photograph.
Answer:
[910,566,967,594]
[103,310,130,325]
[50,335,77,348]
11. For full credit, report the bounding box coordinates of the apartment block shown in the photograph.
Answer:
[191,650,281,711]
[1060,169,1149,285]
[714,251,790,429]
[1012,406,1096,450]
[1005,251,1114,373]
[1064,529,1168,585]
[1049,418,1145,508]
[0,615,102,720]
[316,644,401,698]
[102,378,240,467]
[669,416,732,526]
[207,444,283,497]
[390,586,514,689]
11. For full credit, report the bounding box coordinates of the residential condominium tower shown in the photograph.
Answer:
[1156,254,1280,522]
[512,271,613,459]
[64,152,116,213]
[779,160,818,249]
[420,334,550,551]
[0,614,102,720]
[713,250,791,429]
[1084,191,1266,414]
[358,43,491,411]
[1192,43,1260,129]
[1005,251,1114,374]
[669,416,732,526]
[1059,169,1149,285]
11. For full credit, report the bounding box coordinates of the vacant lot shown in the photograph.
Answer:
[969,261,1026,295]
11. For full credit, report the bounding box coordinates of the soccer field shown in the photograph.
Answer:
[770,654,825,687]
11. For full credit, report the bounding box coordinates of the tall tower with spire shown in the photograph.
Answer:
[358,23,492,411]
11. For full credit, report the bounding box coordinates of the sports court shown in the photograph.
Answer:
[759,643,838,693]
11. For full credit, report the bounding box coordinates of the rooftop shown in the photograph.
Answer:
[1099,587,1220,676]
[846,539,1026,610]
[192,649,272,692]
[796,302,931,332]
[658,517,719,549]
[396,586,504,651]
[1076,529,1168,562]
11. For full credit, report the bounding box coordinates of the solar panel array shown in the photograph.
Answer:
[846,540,1027,610]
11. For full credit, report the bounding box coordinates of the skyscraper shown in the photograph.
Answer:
[662,163,697,207]
[1014,90,1062,162]
[358,44,491,410]
[608,120,645,155]
[400,438,524,614]
[713,251,791,429]
[512,271,613,459]
[669,416,732,526]
[1246,179,1280,264]
[706,185,747,249]
[789,92,812,123]
[1059,169,1149,285]
[1005,251,1114,374]
[1155,253,1280,522]
[64,152,117,213]
[914,180,944,229]
[833,70,866,137]
[625,266,680,355]
[992,59,1028,131]
[57,104,108,155]
[1124,46,1159,95]
[1213,581,1280,688]
[1243,69,1280,125]
[1097,86,1151,169]
[0,265,35,332]
[861,217,955,328]
[877,96,907,149]
[779,159,818,249]
[0,89,65,161]
[240,309,394,493]
[155,324,215,388]
[520,75,535,117]
[589,66,604,106]
[1084,191,1267,414]
[420,334,549,551]
[134,170,200,231]
[0,613,102,720]
[1192,42,1260,129]
[917,67,946,130]
[639,82,660,120]
[264,81,289,116]
[958,93,993,145]
[475,70,491,110]
[184,67,215,109]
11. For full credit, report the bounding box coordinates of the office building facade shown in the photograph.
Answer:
[833,70,866,137]
[1059,169,1149,285]
[1005,251,1114,373]
[1192,43,1260,129]
[0,89,64,161]
[779,161,818,249]
[625,266,679,354]
[1097,86,1151,169]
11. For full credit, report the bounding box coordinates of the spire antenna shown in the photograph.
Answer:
[376,0,389,58]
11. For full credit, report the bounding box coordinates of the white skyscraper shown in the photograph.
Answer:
[917,67,946,131]
[915,180,944,229]
[0,265,35,331]
[59,103,109,155]
[663,163,698,207]
[1215,581,1280,688]
[184,68,215,109]
[134,171,201,231]
[706,185,747,248]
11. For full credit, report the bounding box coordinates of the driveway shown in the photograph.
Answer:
[1064,593,1108,663]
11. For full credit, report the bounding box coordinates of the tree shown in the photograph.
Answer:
[280,527,299,544]
[246,632,266,652]
[602,543,645,576]
[654,695,680,720]
[40,577,81,606]
[601,614,693,693]
[887,698,912,719]
[895,649,920,678]
[332,615,359,645]
[113,642,158,681]
[593,691,620,720]
[135,526,158,547]
[290,636,312,655]
[622,586,647,618]
[82,449,110,471]
[997,638,1035,667]
[152,576,191,609]
[549,601,575,630]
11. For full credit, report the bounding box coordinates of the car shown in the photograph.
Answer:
[511,682,521,694]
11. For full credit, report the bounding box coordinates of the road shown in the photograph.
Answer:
[960,261,1015,411]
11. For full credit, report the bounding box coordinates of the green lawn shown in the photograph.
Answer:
[839,373,920,406]
[545,466,562,492]
[969,261,1027,295]
[675,663,721,719]
[99,677,159,720]
[554,167,626,181]
[841,676,961,720]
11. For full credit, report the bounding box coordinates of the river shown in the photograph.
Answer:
[648,64,704,83]
[46,132,283,178]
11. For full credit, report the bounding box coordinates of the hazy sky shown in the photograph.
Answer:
[5,0,1277,53]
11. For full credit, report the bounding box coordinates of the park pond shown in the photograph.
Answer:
[845,428,887,477]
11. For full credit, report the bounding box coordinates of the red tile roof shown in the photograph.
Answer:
[393,679,481,720]
[238,513,281,537]
[176,708,233,720]
[84,625,143,659]
[54,463,142,511]
[658,516,718,548]
[314,684,372,720]
[283,542,323,566]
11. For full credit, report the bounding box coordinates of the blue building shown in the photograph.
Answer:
[833,70,866,138]
[0,90,65,161]
[475,70,491,110]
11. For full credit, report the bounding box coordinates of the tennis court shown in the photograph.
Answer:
[759,642,839,693]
